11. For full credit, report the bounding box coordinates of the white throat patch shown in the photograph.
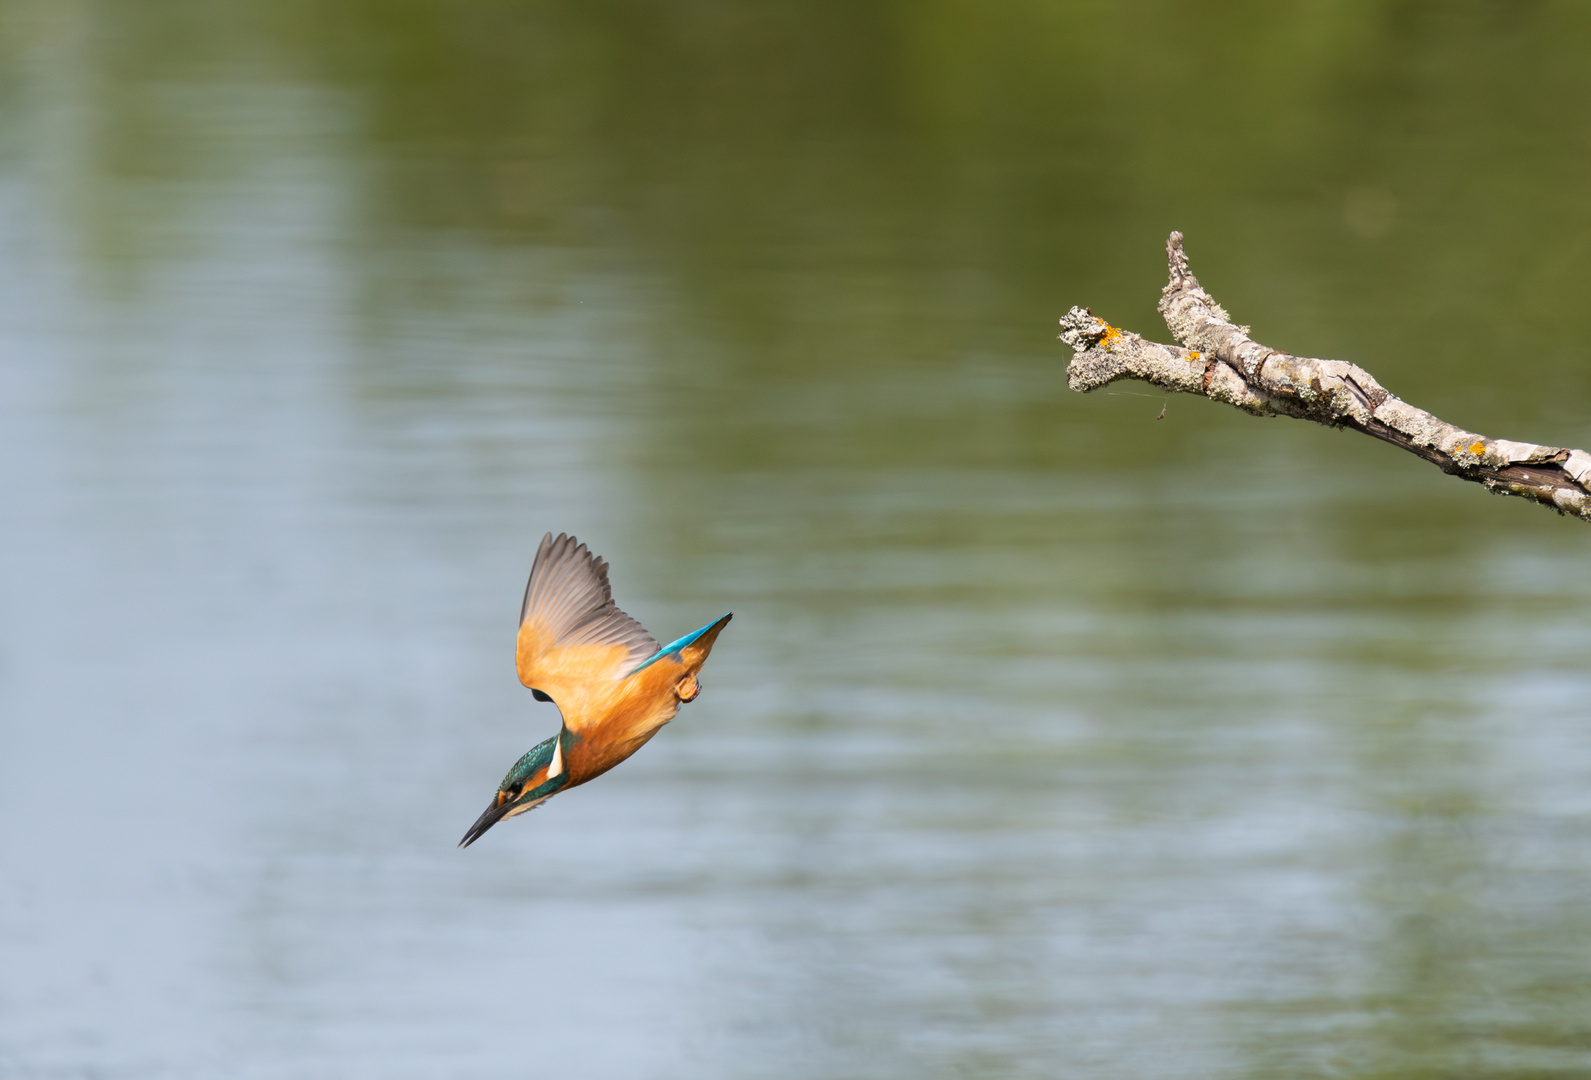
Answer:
[548,733,566,780]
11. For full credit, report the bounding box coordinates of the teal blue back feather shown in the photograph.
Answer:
[625,612,733,675]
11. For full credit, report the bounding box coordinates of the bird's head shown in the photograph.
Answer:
[458,731,570,848]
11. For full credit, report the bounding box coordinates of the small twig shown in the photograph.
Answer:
[1059,232,1591,520]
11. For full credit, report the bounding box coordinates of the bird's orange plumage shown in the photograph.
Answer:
[516,614,730,786]
[459,532,731,847]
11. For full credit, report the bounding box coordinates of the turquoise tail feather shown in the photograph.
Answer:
[626,612,732,675]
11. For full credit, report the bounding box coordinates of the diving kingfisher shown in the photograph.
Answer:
[459,532,732,847]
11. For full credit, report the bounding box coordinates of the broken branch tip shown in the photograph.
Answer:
[1165,231,1191,284]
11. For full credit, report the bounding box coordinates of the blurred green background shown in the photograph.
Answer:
[2,2,1590,1078]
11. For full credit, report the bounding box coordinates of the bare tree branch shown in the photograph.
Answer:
[1060,232,1591,521]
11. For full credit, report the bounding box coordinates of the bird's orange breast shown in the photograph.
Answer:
[563,655,698,785]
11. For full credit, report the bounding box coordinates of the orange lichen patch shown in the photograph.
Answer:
[1099,324,1124,351]
[1188,351,1201,361]
[1469,441,1486,456]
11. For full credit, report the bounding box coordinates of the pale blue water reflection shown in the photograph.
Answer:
[4,4,1591,1079]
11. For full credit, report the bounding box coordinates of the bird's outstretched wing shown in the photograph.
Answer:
[515,533,658,729]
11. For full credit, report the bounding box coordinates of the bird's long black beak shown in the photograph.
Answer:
[458,796,514,849]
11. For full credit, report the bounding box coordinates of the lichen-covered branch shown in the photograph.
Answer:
[1060,232,1591,520]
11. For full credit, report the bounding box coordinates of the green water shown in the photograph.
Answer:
[2,2,1590,1077]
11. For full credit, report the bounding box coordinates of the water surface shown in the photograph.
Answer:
[3,3,1591,1077]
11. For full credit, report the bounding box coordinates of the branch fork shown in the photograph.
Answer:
[1060,232,1591,520]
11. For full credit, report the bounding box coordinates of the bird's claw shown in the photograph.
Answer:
[675,673,700,702]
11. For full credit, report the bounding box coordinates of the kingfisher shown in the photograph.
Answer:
[458,532,732,848]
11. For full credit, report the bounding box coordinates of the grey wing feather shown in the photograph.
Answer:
[520,533,659,673]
